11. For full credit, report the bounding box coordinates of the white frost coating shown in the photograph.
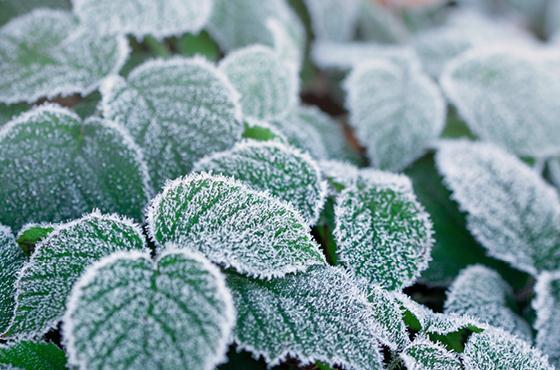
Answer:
[266,18,302,70]
[0,225,26,334]
[436,140,560,276]
[101,57,243,189]
[0,9,129,104]
[304,0,360,42]
[319,160,361,195]
[400,336,462,370]
[441,47,560,157]
[63,248,234,370]
[3,211,147,339]
[220,45,299,121]
[0,104,152,230]
[334,171,434,291]
[146,173,326,279]
[445,265,531,340]
[72,0,213,39]
[227,265,385,370]
[193,141,327,225]
[463,327,554,370]
[345,59,445,171]
[533,271,560,368]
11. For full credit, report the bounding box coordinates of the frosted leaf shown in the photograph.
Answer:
[319,160,361,195]
[72,0,213,39]
[15,223,55,256]
[368,285,411,351]
[193,141,327,225]
[219,46,298,121]
[436,140,560,275]
[400,337,462,370]
[463,328,554,370]
[0,0,69,26]
[227,265,384,370]
[0,105,151,230]
[304,0,360,42]
[0,9,129,104]
[147,173,326,278]
[0,104,27,127]
[63,249,234,370]
[441,48,560,157]
[3,212,146,339]
[270,105,356,162]
[334,172,434,291]
[549,158,560,191]
[356,1,408,43]
[345,59,445,171]
[533,271,560,368]
[101,58,243,189]
[445,265,531,340]
[266,18,302,69]
[0,341,66,370]
[0,226,25,334]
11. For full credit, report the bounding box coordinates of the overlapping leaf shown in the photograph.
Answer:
[0,341,66,370]
[400,337,462,370]
[0,9,128,104]
[63,249,234,370]
[147,173,325,278]
[533,271,560,368]
[101,57,243,189]
[3,213,146,338]
[436,140,560,275]
[0,225,25,334]
[304,0,360,42]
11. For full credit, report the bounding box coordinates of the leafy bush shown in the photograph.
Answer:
[1,0,560,369]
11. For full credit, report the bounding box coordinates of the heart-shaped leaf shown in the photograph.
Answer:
[227,265,385,370]
[441,48,560,157]
[0,341,66,370]
[4,212,146,338]
[0,105,151,230]
[63,249,234,370]
[147,173,325,278]
[72,0,213,39]
[194,141,326,224]
[0,9,128,104]
[334,171,434,291]
[220,45,298,121]
[101,58,243,189]
[304,0,360,42]
[345,59,445,171]
[445,265,531,340]
[400,337,462,370]
[436,140,560,276]
[533,271,560,368]
[0,225,25,334]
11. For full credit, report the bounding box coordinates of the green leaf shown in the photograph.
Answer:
[242,119,287,143]
[0,226,26,334]
[0,9,129,104]
[445,265,531,340]
[176,32,220,61]
[533,271,560,368]
[147,173,325,278]
[15,224,55,256]
[194,141,326,224]
[334,172,434,291]
[220,45,298,121]
[4,212,146,338]
[441,48,560,157]
[101,57,243,189]
[344,58,445,171]
[72,0,212,39]
[0,341,66,370]
[436,140,560,276]
[400,337,462,370]
[63,249,234,370]
[0,105,151,230]
[227,265,385,370]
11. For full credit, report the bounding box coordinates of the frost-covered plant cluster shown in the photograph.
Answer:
[1,0,560,369]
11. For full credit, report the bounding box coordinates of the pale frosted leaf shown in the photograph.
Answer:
[266,18,303,69]
[441,48,560,157]
[356,1,408,43]
[445,265,531,340]
[63,249,234,370]
[334,171,434,291]
[0,9,128,104]
[436,140,560,275]
[194,141,326,225]
[400,337,462,370]
[546,0,560,38]
[72,0,213,39]
[227,265,384,370]
[345,59,445,171]
[147,173,326,278]
[0,0,68,26]
[304,0,360,42]
[533,271,560,368]
[101,57,243,189]
[0,226,25,334]
[0,105,151,230]
[0,341,66,370]
[219,45,298,121]
[463,328,554,370]
[3,212,146,338]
